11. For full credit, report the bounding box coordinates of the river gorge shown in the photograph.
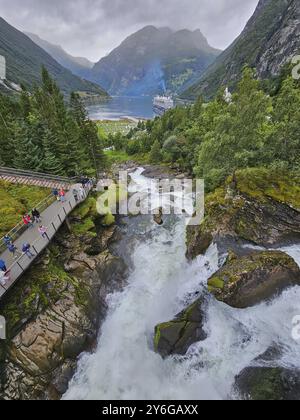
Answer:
[64,168,300,400]
[1,166,300,400]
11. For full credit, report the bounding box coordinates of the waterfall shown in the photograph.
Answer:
[64,170,300,400]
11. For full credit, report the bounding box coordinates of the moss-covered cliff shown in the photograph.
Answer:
[0,192,125,400]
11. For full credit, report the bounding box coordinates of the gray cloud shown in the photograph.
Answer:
[0,0,259,62]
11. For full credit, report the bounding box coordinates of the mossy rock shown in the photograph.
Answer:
[208,251,300,308]
[154,299,207,358]
[102,212,116,227]
[235,367,300,400]
[186,168,300,259]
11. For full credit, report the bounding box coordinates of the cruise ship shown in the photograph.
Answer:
[153,95,174,116]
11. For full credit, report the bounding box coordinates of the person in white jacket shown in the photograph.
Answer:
[0,270,9,287]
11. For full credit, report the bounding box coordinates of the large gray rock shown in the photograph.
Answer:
[154,298,207,358]
[208,251,300,308]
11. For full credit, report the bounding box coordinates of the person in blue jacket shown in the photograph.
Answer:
[0,259,7,272]
[22,243,35,259]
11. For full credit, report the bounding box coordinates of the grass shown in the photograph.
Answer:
[96,119,137,137]
[0,181,51,237]
[104,150,150,165]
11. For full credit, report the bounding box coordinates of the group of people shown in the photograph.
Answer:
[0,208,49,286]
[22,208,42,229]
[52,187,66,203]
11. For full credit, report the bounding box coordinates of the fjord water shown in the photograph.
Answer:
[64,170,300,400]
[87,96,154,120]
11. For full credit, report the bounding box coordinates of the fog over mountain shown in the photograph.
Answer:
[0,0,259,61]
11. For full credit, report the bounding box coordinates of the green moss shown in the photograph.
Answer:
[0,180,50,236]
[231,168,300,210]
[207,277,225,291]
[154,321,177,351]
[72,196,98,219]
[102,212,116,227]
[72,217,96,236]
[208,251,297,298]
[154,325,161,351]
[0,241,93,338]
[241,368,285,401]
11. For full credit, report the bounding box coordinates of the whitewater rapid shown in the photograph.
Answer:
[64,169,300,400]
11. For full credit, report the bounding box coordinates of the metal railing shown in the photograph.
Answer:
[0,185,92,300]
[0,193,56,254]
[0,167,77,185]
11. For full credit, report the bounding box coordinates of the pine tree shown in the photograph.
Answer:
[149,140,162,164]
[40,130,64,175]
[14,128,41,171]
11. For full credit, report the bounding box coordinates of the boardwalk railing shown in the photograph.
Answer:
[0,193,57,254]
[0,167,79,190]
[0,185,92,300]
[0,167,76,185]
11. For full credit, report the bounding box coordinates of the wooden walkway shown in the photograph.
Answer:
[0,184,92,300]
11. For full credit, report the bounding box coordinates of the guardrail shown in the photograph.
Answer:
[0,193,56,254]
[0,167,77,185]
[0,185,92,300]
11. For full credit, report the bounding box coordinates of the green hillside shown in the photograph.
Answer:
[0,17,108,96]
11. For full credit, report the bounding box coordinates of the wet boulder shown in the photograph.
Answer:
[186,169,300,260]
[207,251,300,308]
[235,367,300,401]
[154,298,207,358]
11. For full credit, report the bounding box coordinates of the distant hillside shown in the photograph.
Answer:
[0,17,108,96]
[25,32,94,80]
[91,26,221,96]
[183,0,300,99]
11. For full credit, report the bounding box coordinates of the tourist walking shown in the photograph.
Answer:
[8,243,21,260]
[52,188,59,200]
[0,269,9,287]
[38,225,48,239]
[22,243,35,259]
[0,259,7,272]
[23,214,34,229]
[59,188,66,203]
[3,235,12,246]
[32,208,42,224]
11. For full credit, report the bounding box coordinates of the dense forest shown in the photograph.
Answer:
[0,68,106,177]
[105,67,300,191]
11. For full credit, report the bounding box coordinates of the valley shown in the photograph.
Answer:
[0,0,300,402]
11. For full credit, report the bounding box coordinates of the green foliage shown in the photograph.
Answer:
[0,16,108,96]
[182,0,290,99]
[0,181,50,236]
[0,69,107,177]
[82,67,299,195]
[149,140,163,164]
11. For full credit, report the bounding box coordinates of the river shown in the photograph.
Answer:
[64,169,300,400]
[87,96,155,121]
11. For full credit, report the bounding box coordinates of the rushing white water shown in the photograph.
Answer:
[64,170,300,401]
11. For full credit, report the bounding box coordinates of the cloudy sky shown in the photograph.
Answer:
[0,0,259,62]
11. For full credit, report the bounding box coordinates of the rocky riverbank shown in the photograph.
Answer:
[154,168,300,400]
[0,191,126,400]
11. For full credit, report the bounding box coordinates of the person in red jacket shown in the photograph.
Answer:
[23,214,34,229]
[59,188,66,203]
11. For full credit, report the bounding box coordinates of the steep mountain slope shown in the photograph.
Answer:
[183,0,300,99]
[0,17,108,96]
[91,26,221,96]
[25,32,94,80]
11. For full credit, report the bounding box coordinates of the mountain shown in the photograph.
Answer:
[25,32,94,80]
[90,26,221,96]
[183,0,300,99]
[0,17,108,96]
